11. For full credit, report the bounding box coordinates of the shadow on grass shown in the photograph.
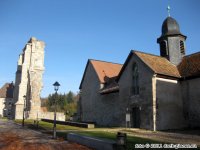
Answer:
[16,120,200,150]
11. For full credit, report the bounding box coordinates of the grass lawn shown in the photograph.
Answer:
[14,119,170,150]
[76,131,161,150]
[15,119,82,130]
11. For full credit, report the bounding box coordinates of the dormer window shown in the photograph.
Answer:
[180,40,185,55]
[132,63,139,95]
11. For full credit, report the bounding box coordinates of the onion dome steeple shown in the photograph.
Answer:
[157,6,187,65]
[161,17,182,36]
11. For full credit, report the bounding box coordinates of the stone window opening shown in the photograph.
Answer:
[160,41,168,57]
[22,53,25,64]
[180,40,185,55]
[132,63,139,95]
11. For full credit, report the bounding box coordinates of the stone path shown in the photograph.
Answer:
[123,128,200,146]
[96,128,200,146]
[0,119,91,150]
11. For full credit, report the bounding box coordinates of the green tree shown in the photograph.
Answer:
[66,91,74,103]
[42,91,78,120]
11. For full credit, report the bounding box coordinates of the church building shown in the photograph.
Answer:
[78,15,200,131]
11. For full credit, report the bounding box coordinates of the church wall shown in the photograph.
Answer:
[80,62,120,126]
[118,54,154,130]
[182,78,200,128]
[80,62,102,123]
[156,78,187,130]
[96,92,120,126]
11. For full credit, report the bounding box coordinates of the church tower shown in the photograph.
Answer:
[13,37,45,119]
[157,8,187,65]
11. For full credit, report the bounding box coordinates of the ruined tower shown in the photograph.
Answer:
[13,37,45,119]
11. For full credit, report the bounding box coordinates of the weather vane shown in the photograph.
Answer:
[167,5,171,17]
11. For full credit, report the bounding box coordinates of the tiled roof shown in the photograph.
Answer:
[133,50,200,78]
[178,52,200,77]
[134,51,181,78]
[80,50,200,92]
[90,60,123,83]
[0,83,14,98]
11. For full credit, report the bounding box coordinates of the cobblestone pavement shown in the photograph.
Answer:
[0,119,91,150]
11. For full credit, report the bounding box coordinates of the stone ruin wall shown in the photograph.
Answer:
[13,37,65,121]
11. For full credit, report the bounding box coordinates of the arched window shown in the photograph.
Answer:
[160,41,168,57]
[180,40,185,55]
[132,63,139,95]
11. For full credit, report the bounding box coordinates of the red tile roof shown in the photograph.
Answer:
[130,50,200,79]
[80,50,200,93]
[178,52,200,77]
[79,59,122,89]
[134,51,181,78]
[90,60,123,83]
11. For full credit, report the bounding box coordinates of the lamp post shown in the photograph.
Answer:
[53,81,60,139]
[22,95,26,127]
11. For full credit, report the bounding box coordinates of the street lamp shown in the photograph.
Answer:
[22,95,26,127]
[53,81,60,139]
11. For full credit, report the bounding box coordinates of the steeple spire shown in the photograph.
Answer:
[167,5,171,17]
[157,9,187,65]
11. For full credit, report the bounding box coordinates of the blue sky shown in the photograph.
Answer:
[0,0,200,97]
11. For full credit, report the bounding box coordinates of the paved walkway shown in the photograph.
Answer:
[123,128,200,146]
[0,119,91,150]
[95,128,200,146]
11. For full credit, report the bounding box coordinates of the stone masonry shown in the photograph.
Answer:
[13,37,45,119]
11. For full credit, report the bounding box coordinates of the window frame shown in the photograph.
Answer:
[132,63,139,95]
[180,40,185,55]
[160,40,168,57]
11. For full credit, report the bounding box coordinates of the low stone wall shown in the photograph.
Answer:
[67,133,116,150]
[40,112,65,121]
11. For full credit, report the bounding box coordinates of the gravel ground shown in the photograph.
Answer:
[0,119,91,150]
